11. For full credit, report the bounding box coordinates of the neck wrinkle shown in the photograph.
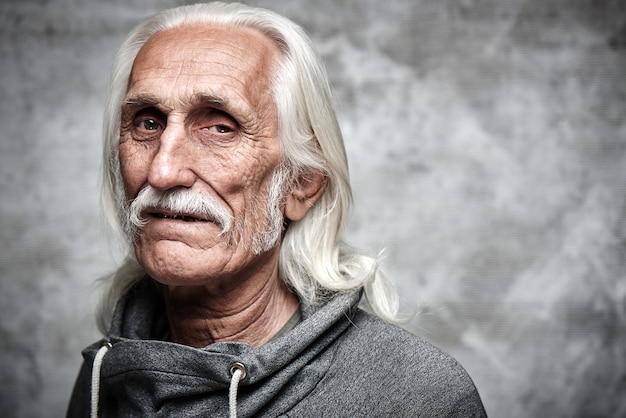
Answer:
[163,270,299,348]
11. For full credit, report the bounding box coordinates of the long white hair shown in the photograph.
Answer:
[97,2,400,332]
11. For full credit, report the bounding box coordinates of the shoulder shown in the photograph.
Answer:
[339,310,470,379]
[346,310,465,369]
[325,309,487,416]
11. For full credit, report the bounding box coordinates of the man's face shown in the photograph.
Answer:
[118,24,284,289]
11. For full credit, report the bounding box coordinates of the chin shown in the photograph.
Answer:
[135,240,230,284]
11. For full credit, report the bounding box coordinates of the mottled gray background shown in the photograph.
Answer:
[1,0,625,417]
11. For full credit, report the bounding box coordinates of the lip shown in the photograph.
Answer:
[146,208,210,223]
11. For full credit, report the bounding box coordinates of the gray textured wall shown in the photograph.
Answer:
[1,0,625,417]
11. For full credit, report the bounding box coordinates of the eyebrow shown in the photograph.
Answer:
[122,93,160,109]
[191,92,227,107]
[122,92,228,110]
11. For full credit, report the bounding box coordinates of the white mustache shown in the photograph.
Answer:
[127,187,232,235]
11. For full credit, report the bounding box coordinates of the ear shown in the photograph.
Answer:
[284,171,327,222]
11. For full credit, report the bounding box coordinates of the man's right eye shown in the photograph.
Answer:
[139,118,161,131]
[131,115,164,140]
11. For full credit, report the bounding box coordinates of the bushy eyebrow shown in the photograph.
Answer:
[190,92,226,107]
[122,92,228,111]
[123,93,159,108]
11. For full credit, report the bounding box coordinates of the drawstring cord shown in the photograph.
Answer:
[91,341,111,418]
[228,362,246,418]
[90,344,245,418]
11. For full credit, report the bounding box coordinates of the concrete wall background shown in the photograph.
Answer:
[1,0,625,416]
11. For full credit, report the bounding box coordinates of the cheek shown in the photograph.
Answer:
[118,142,152,198]
[200,146,268,190]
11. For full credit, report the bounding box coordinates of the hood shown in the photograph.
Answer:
[83,279,362,417]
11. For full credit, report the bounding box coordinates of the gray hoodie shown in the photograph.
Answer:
[67,280,487,417]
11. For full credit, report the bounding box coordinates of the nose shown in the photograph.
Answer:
[147,121,196,190]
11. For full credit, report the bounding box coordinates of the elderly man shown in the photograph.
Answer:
[68,2,486,417]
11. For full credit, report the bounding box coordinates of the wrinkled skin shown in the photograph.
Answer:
[117,24,324,347]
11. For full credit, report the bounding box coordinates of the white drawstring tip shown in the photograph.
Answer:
[91,341,111,418]
[228,362,246,418]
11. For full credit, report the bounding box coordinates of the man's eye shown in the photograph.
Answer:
[127,114,164,141]
[211,124,233,134]
[139,118,161,131]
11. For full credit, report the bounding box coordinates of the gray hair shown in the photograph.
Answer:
[97,2,399,332]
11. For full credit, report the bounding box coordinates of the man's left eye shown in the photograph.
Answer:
[210,125,234,134]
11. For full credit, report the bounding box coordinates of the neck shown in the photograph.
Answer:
[162,260,299,348]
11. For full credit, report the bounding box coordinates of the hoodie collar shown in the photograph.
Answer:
[92,278,362,416]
